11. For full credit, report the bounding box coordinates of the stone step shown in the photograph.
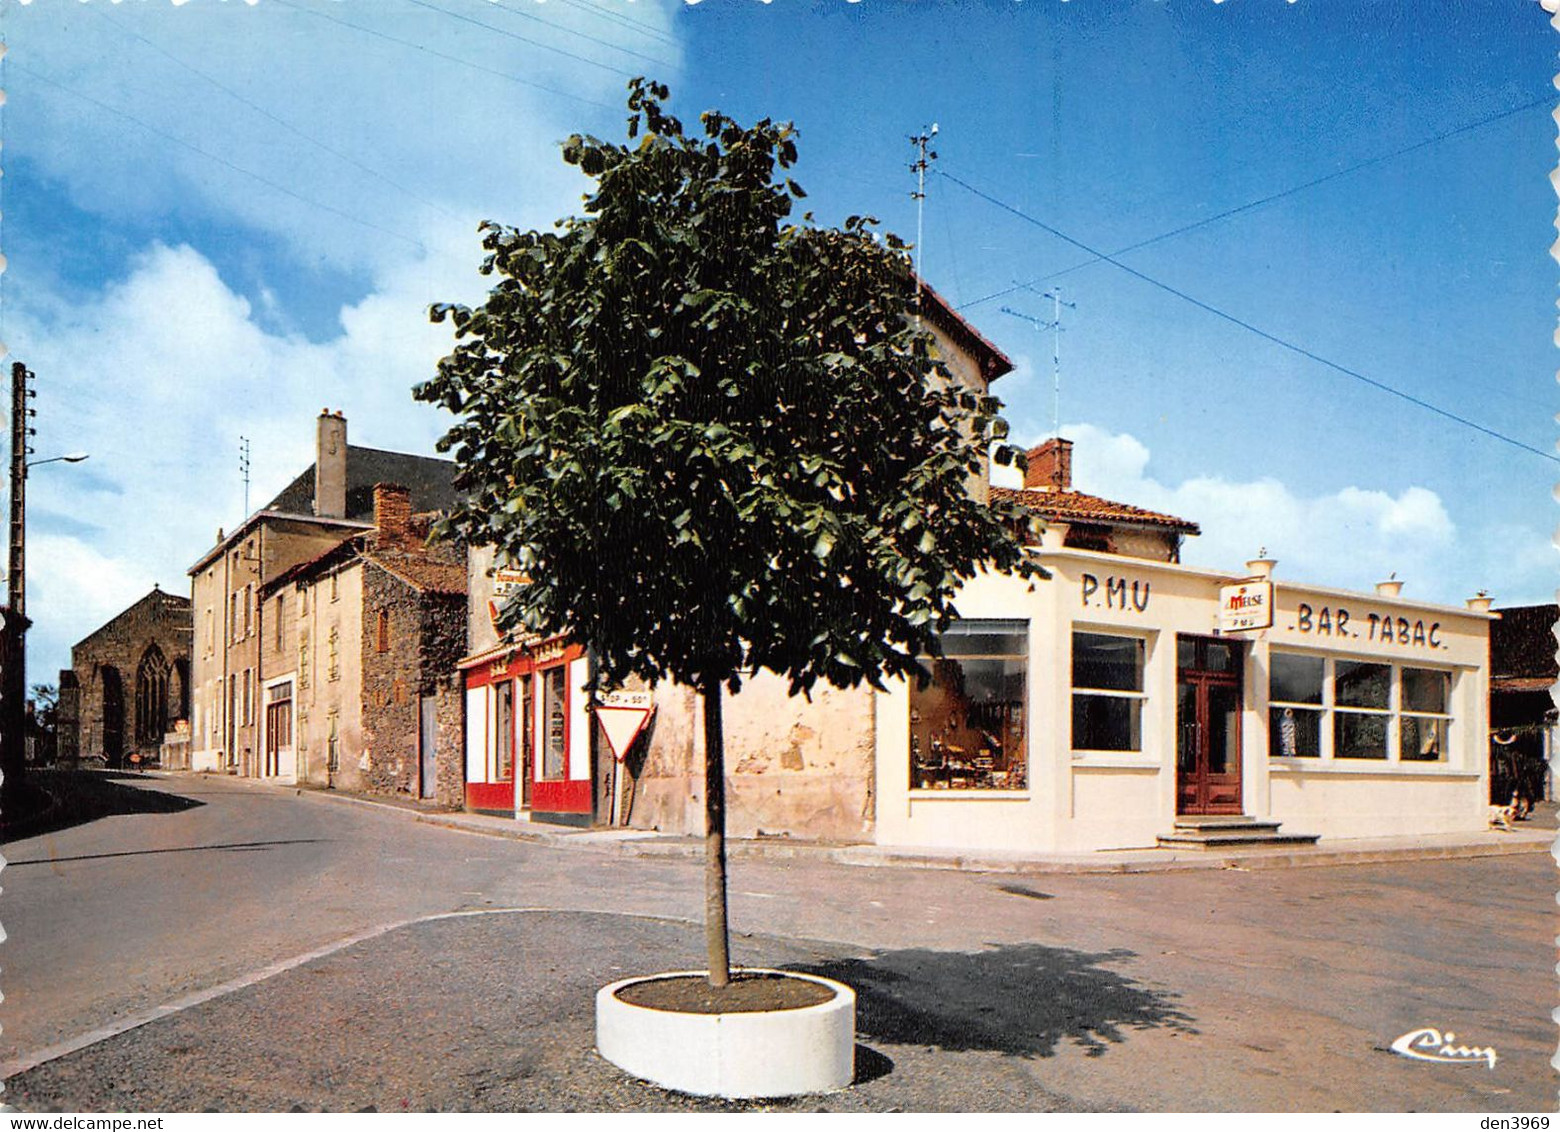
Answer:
[1158,814,1320,850]
[1173,815,1283,832]
[1157,830,1322,849]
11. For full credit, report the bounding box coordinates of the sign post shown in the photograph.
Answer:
[595,691,654,827]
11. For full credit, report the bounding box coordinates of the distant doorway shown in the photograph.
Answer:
[101,666,125,766]
[1176,636,1243,815]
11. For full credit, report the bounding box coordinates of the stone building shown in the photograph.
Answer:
[57,586,192,767]
[261,484,467,805]
[1488,602,1555,805]
[187,410,458,776]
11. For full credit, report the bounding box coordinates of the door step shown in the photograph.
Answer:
[1158,815,1320,849]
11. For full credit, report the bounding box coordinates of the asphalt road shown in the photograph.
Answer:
[2,770,1553,1112]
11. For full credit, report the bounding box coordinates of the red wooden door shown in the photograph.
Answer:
[1176,636,1244,815]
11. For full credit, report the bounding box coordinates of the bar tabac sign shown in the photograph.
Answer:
[1219,580,1274,632]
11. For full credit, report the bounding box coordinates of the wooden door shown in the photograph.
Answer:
[1176,636,1244,814]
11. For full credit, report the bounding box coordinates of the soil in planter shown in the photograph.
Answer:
[616,972,835,1015]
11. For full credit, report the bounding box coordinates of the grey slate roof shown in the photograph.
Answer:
[263,445,458,521]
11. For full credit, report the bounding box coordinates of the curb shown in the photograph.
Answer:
[262,776,1556,876]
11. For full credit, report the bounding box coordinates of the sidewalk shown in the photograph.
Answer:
[219,772,1557,876]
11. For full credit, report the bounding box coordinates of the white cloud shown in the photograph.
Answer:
[14,222,501,680]
[1002,421,1477,602]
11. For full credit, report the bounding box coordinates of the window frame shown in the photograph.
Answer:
[1267,648,1456,767]
[1070,629,1150,756]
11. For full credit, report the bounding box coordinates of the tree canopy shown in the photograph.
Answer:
[417,79,1041,697]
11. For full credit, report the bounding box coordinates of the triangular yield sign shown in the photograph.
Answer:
[597,705,653,762]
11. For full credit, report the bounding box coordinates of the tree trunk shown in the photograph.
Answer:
[702,675,731,988]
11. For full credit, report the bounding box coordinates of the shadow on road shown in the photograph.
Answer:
[795,943,1197,1060]
[2,769,204,844]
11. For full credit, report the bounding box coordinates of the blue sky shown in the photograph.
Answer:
[1,0,1553,684]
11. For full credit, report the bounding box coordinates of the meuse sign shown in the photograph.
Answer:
[1219,581,1273,632]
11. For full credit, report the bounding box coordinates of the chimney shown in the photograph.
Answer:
[373,483,414,549]
[314,410,347,519]
[1024,437,1073,492]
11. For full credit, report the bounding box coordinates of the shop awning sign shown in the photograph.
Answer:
[596,691,654,763]
[1219,581,1274,632]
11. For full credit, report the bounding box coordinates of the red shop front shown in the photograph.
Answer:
[460,636,594,825]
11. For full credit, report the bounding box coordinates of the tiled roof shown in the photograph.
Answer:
[264,445,457,521]
[1490,604,1558,682]
[990,485,1200,534]
[365,550,467,596]
[918,282,1014,382]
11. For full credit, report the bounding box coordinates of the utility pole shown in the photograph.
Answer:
[909,123,938,306]
[1001,285,1077,439]
[3,361,35,814]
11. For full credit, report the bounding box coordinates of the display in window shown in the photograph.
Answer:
[909,620,1027,790]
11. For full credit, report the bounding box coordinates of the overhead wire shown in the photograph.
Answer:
[957,93,1553,313]
[9,60,430,254]
[271,0,621,113]
[550,0,680,49]
[935,166,1559,465]
[93,6,461,225]
[399,0,647,77]
[435,0,677,68]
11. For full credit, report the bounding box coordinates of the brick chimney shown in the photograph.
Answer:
[1024,437,1073,492]
[314,409,347,519]
[373,483,414,549]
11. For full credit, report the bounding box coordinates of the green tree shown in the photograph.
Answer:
[417,79,1042,988]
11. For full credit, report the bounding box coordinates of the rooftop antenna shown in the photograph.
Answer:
[239,435,251,518]
[909,122,938,317]
[1001,284,1076,439]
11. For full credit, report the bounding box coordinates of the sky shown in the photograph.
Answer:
[0,0,1554,686]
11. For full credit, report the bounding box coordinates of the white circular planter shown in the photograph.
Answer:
[596,969,856,1099]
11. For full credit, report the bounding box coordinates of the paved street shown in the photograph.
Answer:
[1,770,1553,1112]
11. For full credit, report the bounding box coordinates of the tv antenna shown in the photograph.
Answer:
[1000,284,1076,439]
[239,435,251,518]
[909,122,939,305]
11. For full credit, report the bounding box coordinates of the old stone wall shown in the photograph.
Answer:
[65,588,192,768]
[359,564,466,805]
[629,675,875,842]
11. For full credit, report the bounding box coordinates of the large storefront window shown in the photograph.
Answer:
[1072,632,1145,752]
[910,620,1027,791]
[1268,651,1453,764]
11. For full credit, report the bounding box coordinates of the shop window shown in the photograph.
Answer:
[541,665,567,780]
[1268,654,1453,764]
[1334,660,1390,759]
[1268,652,1323,758]
[494,680,514,781]
[1072,631,1145,752]
[1400,667,1450,762]
[909,619,1027,790]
